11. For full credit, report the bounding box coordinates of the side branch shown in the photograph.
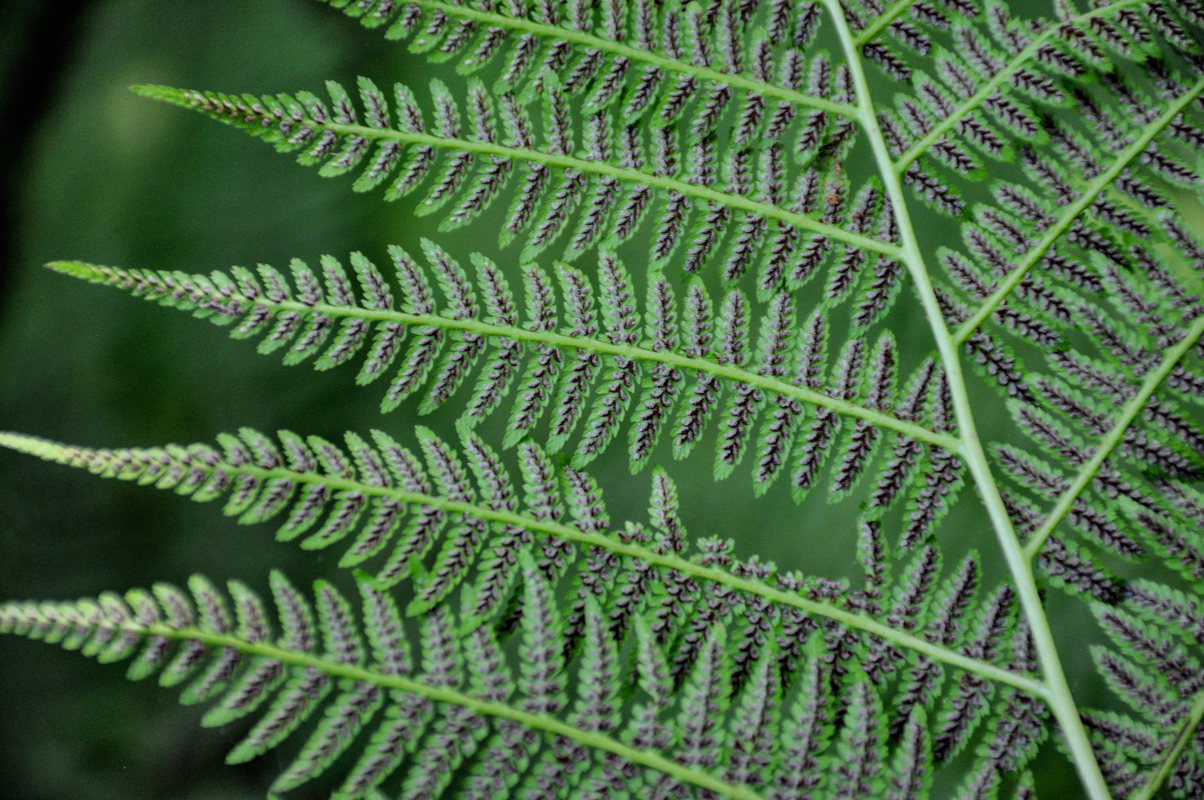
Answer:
[44,260,957,450]
[893,0,1156,175]
[325,121,901,257]
[0,431,1045,697]
[954,76,1204,345]
[134,84,892,257]
[260,295,958,451]
[142,623,767,800]
[1022,313,1204,560]
[391,0,858,119]
[1128,689,1204,800]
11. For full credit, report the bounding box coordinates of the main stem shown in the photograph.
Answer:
[824,6,1112,799]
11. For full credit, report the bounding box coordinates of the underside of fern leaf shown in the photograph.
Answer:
[5,0,1204,798]
[0,558,1051,799]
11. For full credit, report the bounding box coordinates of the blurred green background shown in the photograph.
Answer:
[0,1,1136,798]
[0,3,416,797]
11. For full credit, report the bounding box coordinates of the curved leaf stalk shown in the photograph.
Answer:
[138,621,765,800]
[892,0,1158,175]
[954,77,1204,346]
[0,430,1046,698]
[1128,689,1204,800]
[388,0,858,118]
[1023,313,1204,560]
[826,4,1113,798]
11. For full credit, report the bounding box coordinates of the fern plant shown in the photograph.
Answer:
[3,0,1204,797]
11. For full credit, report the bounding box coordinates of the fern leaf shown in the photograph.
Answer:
[724,647,781,788]
[1086,584,1204,799]
[270,581,384,796]
[10,0,1204,797]
[0,429,1043,700]
[832,673,887,800]
[43,254,955,486]
[886,707,933,800]
[0,573,769,799]
[131,80,892,272]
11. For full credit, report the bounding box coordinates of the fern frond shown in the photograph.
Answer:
[43,254,958,479]
[131,81,895,267]
[0,428,1047,698]
[8,0,1204,796]
[0,570,762,799]
[1087,586,1204,800]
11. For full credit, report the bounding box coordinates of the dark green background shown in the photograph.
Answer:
[0,1,1139,798]
[0,3,412,797]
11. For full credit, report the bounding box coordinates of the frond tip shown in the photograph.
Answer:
[129,78,893,269]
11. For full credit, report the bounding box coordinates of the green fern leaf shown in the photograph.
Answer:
[7,0,1204,798]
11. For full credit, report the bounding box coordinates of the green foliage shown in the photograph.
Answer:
[4,1,1204,798]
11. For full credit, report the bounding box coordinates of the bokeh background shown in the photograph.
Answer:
[1,3,418,797]
[0,1,1171,798]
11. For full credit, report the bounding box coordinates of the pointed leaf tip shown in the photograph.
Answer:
[129,84,196,109]
[129,83,175,98]
[44,260,95,278]
[0,432,62,460]
[45,260,117,287]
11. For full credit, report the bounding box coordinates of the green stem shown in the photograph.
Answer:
[358,0,859,118]
[130,622,765,800]
[893,0,1156,175]
[954,76,1204,346]
[0,431,1047,698]
[823,4,1112,798]
[1023,313,1204,560]
[853,0,919,46]
[1128,689,1204,800]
